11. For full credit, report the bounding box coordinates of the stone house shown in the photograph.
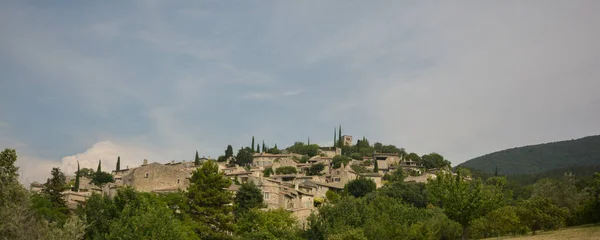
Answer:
[318,147,341,157]
[252,153,303,168]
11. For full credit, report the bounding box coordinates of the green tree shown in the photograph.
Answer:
[234,182,265,215]
[0,148,19,184]
[108,190,198,240]
[275,166,298,175]
[79,168,94,178]
[308,163,325,176]
[485,206,521,237]
[338,125,342,147]
[252,136,255,152]
[78,192,118,239]
[73,161,80,192]
[262,141,266,153]
[234,147,254,167]
[97,160,101,173]
[345,178,376,198]
[195,151,201,166]
[517,196,567,235]
[225,145,234,159]
[116,156,121,171]
[427,172,502,239]
[263,167,274,177]
[373,160,379,172]
[332,155,351,169]
[90,171,114,187]
[421,153,451,169]
[235,209,301,240]
[406,153,421,162]
[43,168,68,209]
[326,190,341,204]
[187,160,234,239]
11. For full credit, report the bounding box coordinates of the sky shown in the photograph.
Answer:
[1,1,599,185]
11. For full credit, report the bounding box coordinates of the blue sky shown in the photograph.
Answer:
[1,0,599,184]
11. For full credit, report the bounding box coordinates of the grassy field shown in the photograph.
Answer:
[492,225,600,240]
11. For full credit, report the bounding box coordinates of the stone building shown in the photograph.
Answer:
[342,135,353,146]
[252,153,303,168]
[318,147,341,157]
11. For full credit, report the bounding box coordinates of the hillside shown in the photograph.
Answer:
[459,135,600,175]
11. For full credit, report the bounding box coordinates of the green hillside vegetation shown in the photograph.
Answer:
[459,135,600,175]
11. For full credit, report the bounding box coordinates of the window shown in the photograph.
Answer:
[263,192,270,200]
[177,179,180,184]
[145,173,149,178]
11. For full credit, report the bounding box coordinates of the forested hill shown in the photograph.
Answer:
[459,135,600,175]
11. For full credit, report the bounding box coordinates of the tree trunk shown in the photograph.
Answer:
[462,226,467,240]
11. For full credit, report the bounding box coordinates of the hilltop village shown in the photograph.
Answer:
[30,133,452,222]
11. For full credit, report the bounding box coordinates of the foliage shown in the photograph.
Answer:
[517,196,568,235]
[382,169,404,183]
[470,206,523,238]
[233,147,254,167]
[195,151,201,165]
[267,146,282,154]
[344,178,376,198]
[73,161,80,192]
[187,160,234,239]
[332,155,351,169]
[304,194,461,240]
[107,193,197,240]
[78,193,118,239]
[262,167,274,177]
[116,156,120,171]
[326,190,341,204]
[308,163,325,176]
[43,167,68,209]
[0,148,19,185]
[379,181,428,208]
[406,152,421,162]
[31,193,69,225]
[90,171,115,187]
[235,209,301,240]
[234,182,265,215]
[421,152,451,169]
[350,164,369,174]
[287,142,320,157]
[459,135,600,175]
[78,168,95,178]
[427,172,503,239]
[299,155,309,163]
[275,166,298,175]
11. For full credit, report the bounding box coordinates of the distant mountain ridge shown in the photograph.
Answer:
[459,135,600,175]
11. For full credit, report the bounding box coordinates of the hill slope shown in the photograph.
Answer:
[459,135,600,175]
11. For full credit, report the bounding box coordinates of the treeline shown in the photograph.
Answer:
[0,148,301,239]
[304,168,600,239]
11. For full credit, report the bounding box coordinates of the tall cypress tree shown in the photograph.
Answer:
[262,141,266,153]
[374,159,379,173]
[73,161,80,192]
[334,127,337,147]
[338,125,343,147]
[257,144,261,153]
[195,151,201,166]
[116,156,121,171]
[494,166,499,177]
[251,136,255,152]
[308,137,310,145]
[97,160,101,173]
